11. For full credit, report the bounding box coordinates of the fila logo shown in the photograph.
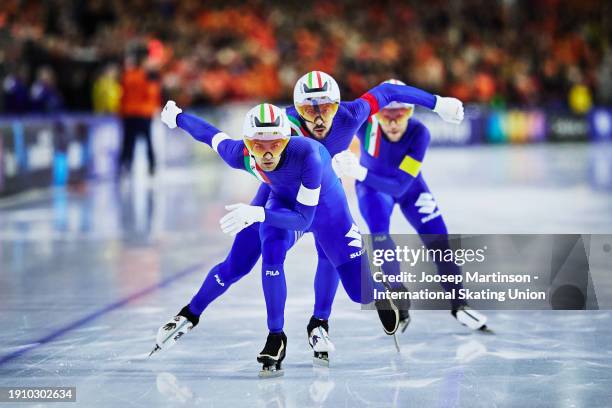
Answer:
[345,224,362,248]
[214,274,225,287]
[415,193,437,214]
[266,270,280,277]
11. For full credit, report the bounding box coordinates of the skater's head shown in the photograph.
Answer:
[293,71,340,140]
[376,79,414,142]
[243,103,290,171]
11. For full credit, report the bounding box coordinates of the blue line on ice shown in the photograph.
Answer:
[0,260,208,366]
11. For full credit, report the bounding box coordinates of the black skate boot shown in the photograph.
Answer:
[307,316,335,367]
[150,305,200,357]
[375,295,400,335]
[177,304,200,327]
[257,332,287,378]
[391,288,412,333]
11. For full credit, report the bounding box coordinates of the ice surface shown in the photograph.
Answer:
[1,143,611,407]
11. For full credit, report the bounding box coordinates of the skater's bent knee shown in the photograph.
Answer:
[261,247,287,265]
[336,257,366,303]
[344,287,363,303]
[213,261,250,285]
[261,231,291,265]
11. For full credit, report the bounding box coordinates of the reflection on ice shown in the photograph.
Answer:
[455,340,487,363]
[0,144,611,406]
[156,372,196,404]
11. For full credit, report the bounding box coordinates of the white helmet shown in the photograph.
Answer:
[381,79,414,110]
[242,103,290,140]
[293,71,340,105]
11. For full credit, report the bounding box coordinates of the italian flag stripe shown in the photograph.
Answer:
[374,126,381,157]
[365,116,381,157]
[243,154,257,179]
[308,72,313,88]
[287,115,307,136]
[288,121,302,136]
[268,104,275,121]
[243,147,270,183]
[259,103,266,122]
[364,119,372,152]
[255,162,271,183]
[316,71,322,87]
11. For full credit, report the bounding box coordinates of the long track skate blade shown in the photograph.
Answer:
[478,325,495,334]
[148,345,161,357]
[399,317,411,334]
[393,333,401,353]
[258,368,284,379]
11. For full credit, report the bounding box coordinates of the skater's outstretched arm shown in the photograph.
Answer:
[335,125,431,198]
[161,101,244,169]
[344,83,464,124]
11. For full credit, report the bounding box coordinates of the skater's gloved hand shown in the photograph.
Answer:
[161,100,182,129]
[220,203,265,235]
[334,151,367,182]
[331,154,344,178]
[433,96,464,124]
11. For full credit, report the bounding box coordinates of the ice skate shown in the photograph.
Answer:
[391,288,412,333]
[452,305,491,332]
[374,296,400,335]
[307,316,335,367]
[384,288,410,351]
[398,309,411,333]
[150,305,200,357]
[257,332,287,378]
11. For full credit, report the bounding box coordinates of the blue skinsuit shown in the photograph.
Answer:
[355,116,466,308]
[184,83,438,327]
[176,112,382,331]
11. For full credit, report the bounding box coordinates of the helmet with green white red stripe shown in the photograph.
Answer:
[293,71,340,105]
[242,103,290,140]
[381,79,414,110]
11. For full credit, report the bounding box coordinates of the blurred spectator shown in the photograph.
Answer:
[596,51,612,105]
[2,66,30,114]
[92,64,121,113]
[29,66,63,113]
[0,0,609,111]
[119,54,161,176]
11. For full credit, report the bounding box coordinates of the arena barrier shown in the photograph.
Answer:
[1,105,610,196]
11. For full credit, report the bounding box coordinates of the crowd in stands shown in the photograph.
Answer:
[0,0,610,114]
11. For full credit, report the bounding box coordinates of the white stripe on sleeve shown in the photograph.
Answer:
[296,184,320,206]
[212,132,231,152]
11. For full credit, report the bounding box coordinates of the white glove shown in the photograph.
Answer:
[334,151,367,182]
[433,96,464,124]
[161,100,183,129]
[219,203,265,236]
[331,154,344,178]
